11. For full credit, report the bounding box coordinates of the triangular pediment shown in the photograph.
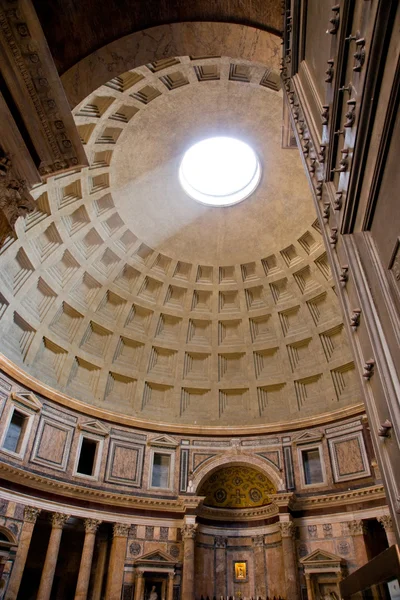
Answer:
[135,549,177,565]
[300,548,344,565]
[78,420,109,436]
[148,435,179,448]
[292,430,323,445]
[11,391,42,412]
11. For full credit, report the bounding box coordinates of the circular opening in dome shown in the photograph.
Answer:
[179,136,261,207]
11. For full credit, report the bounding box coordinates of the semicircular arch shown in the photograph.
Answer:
[191,452,284,495]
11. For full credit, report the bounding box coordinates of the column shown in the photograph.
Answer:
[181,521,197,600]
[134,571,144,600]
[37,512,70,600]
[74,518,102,600]
[167,571,175,600]
[347,520,368,570]
[279,521,300,600]
[104,522,130,600]
[7,506,41,600]
[304,573,314,600]
[252,535,266,600]
[378,515,397,547]
[214,536,227,598]
[91,536,108,600]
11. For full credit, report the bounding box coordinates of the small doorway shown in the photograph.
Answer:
[144,575,167,600]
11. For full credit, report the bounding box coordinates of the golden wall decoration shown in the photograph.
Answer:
[198,466,276,508]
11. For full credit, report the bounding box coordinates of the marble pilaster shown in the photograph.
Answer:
[304,573,314,600]
[181,522,197,600]
[253,535,266,600]
[214,536,227,597]
[7,506,41,600]
[265,536,285,598]
[104,523,130,600]
[37,512,70,600]
[279,521,300,600]
[378,515,397,547]
[134,571,144,600]
[74,518,102,600]
[167,572,175,600]
[347,520,368,570]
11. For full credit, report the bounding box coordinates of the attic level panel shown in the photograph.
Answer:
[32,0,282,73]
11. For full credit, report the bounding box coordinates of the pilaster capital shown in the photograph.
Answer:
[347,520,366,536]
[113,522,130,538]
[252,534,264,547]
[181,523,197,540]
[83,518,102,534]
[279,521,296,538]
[377,515,393,532]
[23,506,41,524]
[51,512,70,529]
[214,536,227,548]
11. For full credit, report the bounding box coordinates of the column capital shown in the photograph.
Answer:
[51,512,70,529]
[181,523,197,540]
[252,534,264,547]
[83,518,102,534]
[347,520,367,536]
[23,506,41,524]
[279,521,296,538]
[135,570,144,579]
[168,572,175,580]
[113,522,130,538]
[377,515,393,532]
[214,536,227,548]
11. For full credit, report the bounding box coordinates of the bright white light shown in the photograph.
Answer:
[179,137,261,206]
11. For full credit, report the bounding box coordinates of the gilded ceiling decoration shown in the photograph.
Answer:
[198,466,276,508]
[0,57,361,427]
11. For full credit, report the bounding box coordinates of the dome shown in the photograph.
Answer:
[0,57,361,430]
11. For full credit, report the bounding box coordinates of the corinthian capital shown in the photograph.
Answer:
[23,506,41,524]
[113,522,130,538]
[84,518,102,534]
[51,512,70,529]
[378,515,393,532]
[181,523,197,540]
[279,521,296,538]
[347,520,366,536]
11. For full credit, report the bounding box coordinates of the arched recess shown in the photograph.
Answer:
[61,22,281,107]
[0,525,18,546]
[191,452,284,495]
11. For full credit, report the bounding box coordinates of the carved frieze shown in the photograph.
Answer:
[0,1,87,176]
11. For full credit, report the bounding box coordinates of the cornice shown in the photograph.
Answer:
[0,354,365,436]
[0,459,384,516]
[0,461,199,513]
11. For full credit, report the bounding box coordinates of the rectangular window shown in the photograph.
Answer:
[3,410,27,454]
[77,437,98,476]
[302,448,323,485]
[151,453,171,488]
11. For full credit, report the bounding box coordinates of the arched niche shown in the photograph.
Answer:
[191,453,284,496]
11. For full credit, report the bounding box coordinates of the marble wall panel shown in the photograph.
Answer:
[105,438,144,486]
[328,431,370,482]
[30,415,74,471]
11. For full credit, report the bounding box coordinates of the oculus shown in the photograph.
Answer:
[179,136,261,206]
